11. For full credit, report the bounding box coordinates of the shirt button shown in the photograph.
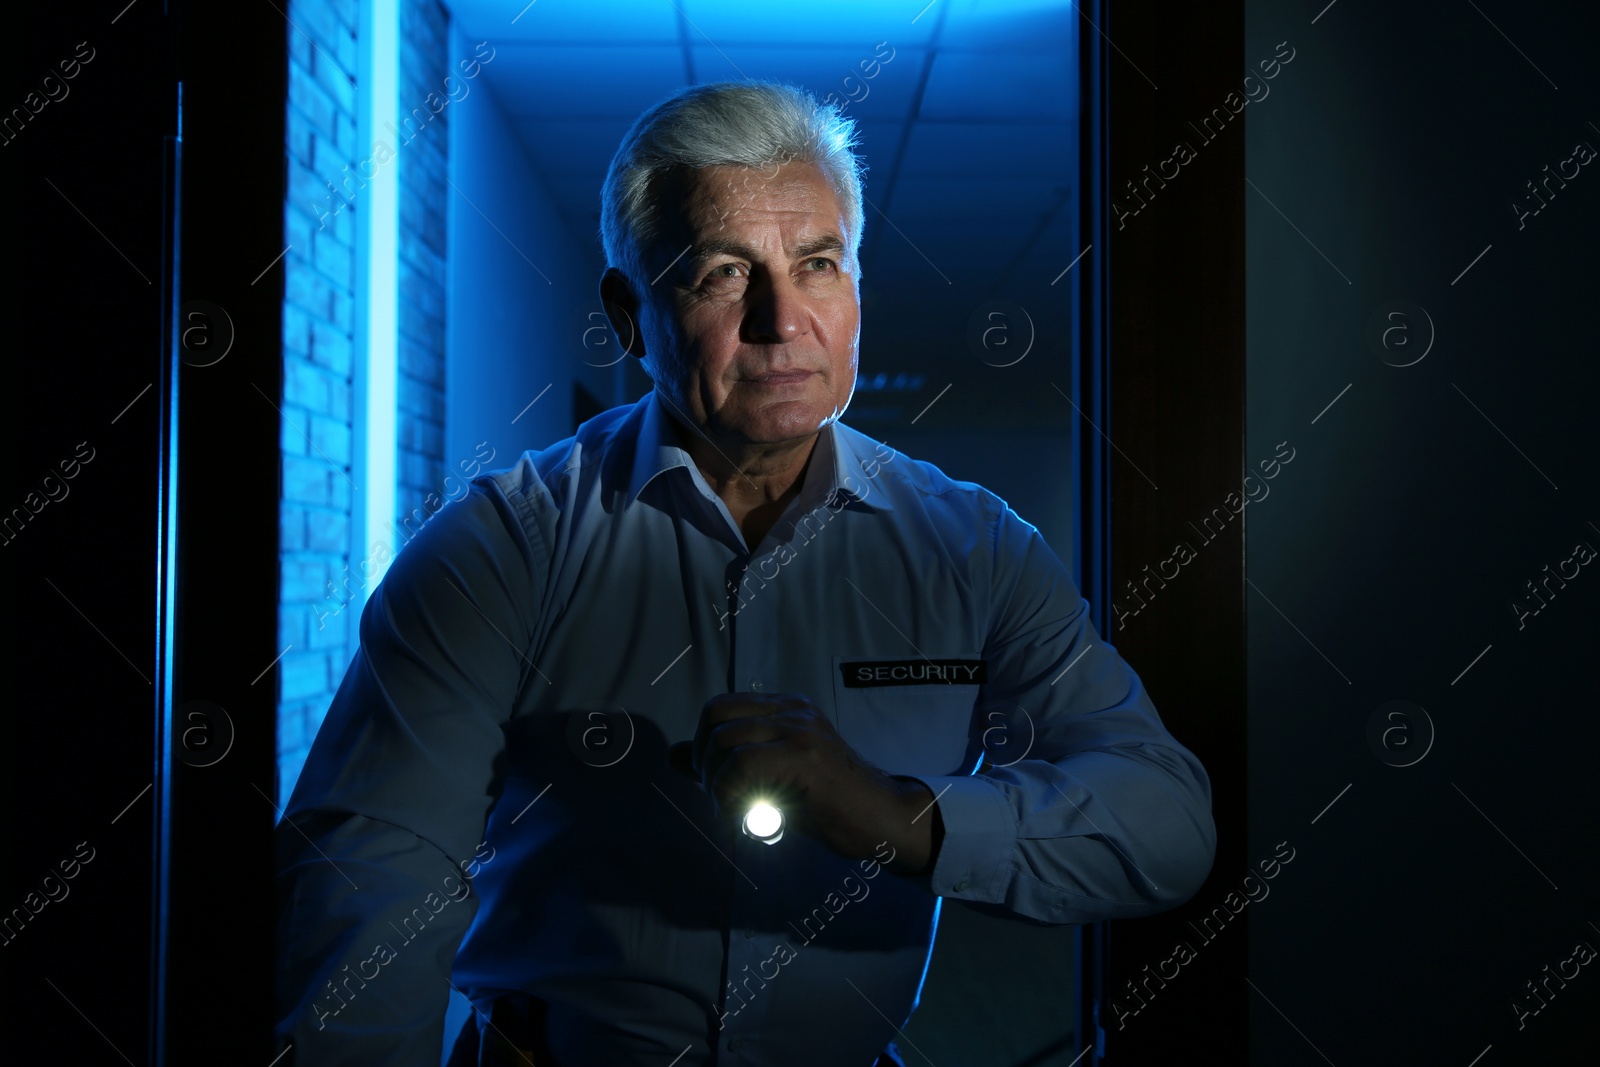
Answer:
[743,927,754,939]
[727,1037,742,1052]
[954,880,970,892]
[749,680,763,691]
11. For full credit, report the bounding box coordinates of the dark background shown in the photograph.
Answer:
[5,1,1595,1065]
[1104,1,1599,1063]
[5,3,173,1064]
[1239,1,1598,1063]
[4,1,283,1063]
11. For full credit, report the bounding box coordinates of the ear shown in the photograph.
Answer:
[598,267,644,360]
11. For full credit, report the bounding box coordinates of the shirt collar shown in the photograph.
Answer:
[625,388,894,513]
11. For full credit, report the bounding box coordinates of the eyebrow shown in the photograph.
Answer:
[685,233,847,271]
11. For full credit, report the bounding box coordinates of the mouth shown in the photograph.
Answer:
[746,370,815,386]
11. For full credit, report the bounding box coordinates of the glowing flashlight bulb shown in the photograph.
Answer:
[741,801,784,844]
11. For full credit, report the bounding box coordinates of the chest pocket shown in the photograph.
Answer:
[830,653,983,777]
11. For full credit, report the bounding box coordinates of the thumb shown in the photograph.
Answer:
[667,740,697,781]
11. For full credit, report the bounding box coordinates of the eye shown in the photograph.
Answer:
[806,257,836,271]
[703,263,744,284]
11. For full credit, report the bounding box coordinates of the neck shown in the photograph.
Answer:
[659,397,821,540]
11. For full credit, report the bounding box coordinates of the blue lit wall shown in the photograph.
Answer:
[277,0,364,804]
[444,20,620,479]
[277,0,460,803]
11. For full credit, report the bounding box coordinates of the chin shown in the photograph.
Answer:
[739,400,836,443]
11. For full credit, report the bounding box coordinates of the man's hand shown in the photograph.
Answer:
[666,692,943,876]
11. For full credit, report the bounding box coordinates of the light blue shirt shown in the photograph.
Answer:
[275,388,1215,1066]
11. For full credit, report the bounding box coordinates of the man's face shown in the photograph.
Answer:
[609,160,861,448]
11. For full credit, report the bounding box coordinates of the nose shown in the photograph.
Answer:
[742,270,810,344]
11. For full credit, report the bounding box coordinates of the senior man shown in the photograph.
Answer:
[275,80,1215,1067]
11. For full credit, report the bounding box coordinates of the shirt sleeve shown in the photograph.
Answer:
[901,497,1216,924]
[274,477,547,1065]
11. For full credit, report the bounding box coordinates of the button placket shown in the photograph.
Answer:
[722,566,776,1056]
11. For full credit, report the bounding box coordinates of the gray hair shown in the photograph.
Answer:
[599,80,867,295]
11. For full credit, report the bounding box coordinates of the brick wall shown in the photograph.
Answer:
[395,0,450,540]
[277,0,452,802]
[278,0,360,803]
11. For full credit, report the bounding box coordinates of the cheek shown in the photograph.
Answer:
[676,331,741,407]
[816,292,857,340]
[705,304,756,356]
[829,309,861,374]
[832,342,858,393]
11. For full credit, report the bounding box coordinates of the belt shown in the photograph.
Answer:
[447,995,909,1066]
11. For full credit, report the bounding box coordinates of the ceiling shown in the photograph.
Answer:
[447,0,1080,427]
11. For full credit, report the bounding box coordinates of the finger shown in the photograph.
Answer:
[693,693,778,777]
[700,714,792,793]
[706,741,793,823]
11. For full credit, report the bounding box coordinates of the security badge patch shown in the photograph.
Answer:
[839,659,987,688]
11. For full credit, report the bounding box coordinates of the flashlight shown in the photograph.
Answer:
[741,800,784,845]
